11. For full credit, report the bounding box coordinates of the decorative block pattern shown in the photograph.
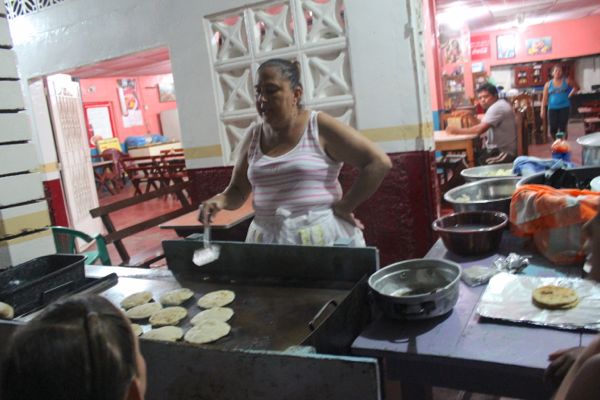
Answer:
[218,67,254,113]
[251,3,295,54]
[208,12,249,62]
[3,0,65,20]
[300,0,345,43]
[206,0,353,164]
[305,50,351,99]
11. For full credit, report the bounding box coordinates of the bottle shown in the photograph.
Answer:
[551,131,571,162]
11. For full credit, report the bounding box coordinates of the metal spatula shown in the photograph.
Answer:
[192,208,221,266]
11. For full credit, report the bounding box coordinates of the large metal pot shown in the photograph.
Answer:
[576,132,600,166]
[460,163,516,182]
[444,177,520,214]
[368,259,461,320]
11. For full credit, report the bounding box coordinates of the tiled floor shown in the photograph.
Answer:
[96,123,585,399]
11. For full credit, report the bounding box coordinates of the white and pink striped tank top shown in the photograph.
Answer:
[247,111,343,218]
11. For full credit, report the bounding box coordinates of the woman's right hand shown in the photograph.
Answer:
[198,195,225,223]
[540,108,546,119]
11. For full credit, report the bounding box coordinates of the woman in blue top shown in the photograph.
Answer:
[541,64,579,139]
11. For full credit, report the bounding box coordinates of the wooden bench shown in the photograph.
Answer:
[89,182,196,267]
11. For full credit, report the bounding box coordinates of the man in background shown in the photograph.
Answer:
[446,83,517,165]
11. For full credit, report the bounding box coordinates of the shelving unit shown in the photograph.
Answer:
[442,74,470,109]
[472,72,488,91]
[514,61,574,89]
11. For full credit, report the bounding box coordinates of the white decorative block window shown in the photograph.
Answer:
[205,0,353,164]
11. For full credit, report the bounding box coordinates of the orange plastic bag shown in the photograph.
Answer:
[510,184,600,265]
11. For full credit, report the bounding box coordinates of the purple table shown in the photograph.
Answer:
[351,234,587,399]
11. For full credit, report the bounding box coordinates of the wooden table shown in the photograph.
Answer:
[352,233,588,399]
[159,197,254,239]
[434,130,479,167]
[92,160,119,195]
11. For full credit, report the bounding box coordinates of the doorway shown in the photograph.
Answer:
[28,47,179,242]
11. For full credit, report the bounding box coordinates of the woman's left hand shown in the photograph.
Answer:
[333,203,364,229]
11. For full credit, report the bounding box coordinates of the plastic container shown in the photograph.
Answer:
[0,254,85,316]
[551,131,571,162]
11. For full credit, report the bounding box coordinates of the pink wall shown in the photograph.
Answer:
[423,0,442,110]
[429,14,600,112]
[80,74,177,142]
[485,15,600,68]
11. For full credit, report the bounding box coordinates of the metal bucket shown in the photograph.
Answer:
[576,132,600,166]
[368,259,461,320]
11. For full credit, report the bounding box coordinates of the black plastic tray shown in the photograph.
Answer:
[0,254,85,315]
[518,166,600,189]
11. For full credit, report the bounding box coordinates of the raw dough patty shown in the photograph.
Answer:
[191,307,234,325]
[141,326,183,342]
[197,290,235,308]
[125,302,163,320]
[159,288,194,306]
[120,291,153,310]
[149,306,188,326]
[184,320,231,344]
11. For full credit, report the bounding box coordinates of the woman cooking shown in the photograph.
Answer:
[201,58,391,246]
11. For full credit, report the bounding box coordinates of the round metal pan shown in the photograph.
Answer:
[368,259,462,320]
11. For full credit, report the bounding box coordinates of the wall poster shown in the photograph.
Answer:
[496,34,516,60]
[116,78,144,128]
[158,75,176,102]
[526,37,552,56]
[470,34,490,61]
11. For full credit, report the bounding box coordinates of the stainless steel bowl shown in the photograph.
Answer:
[368,259,461,320]
[460,163,516,182]
[444,177,520,214]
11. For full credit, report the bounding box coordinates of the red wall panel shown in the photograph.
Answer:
[43,179,69,227]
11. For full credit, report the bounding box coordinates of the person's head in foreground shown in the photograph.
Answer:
[1,294,146,400]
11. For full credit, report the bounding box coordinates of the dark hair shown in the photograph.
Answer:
[1,295,138,400]
[476,82,498,97]
[257,58,303,109]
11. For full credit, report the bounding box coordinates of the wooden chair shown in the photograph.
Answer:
[442,110,479,129]
[100,148,126,189]
[512,94,543,145]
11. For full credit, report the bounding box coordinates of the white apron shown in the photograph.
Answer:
[246,207,365,247]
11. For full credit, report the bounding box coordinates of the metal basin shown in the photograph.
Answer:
[432,211,508,256]
[444,177,520,214]
[368,259,461,320]
[576,132,600,166]
[460,163,516,182]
